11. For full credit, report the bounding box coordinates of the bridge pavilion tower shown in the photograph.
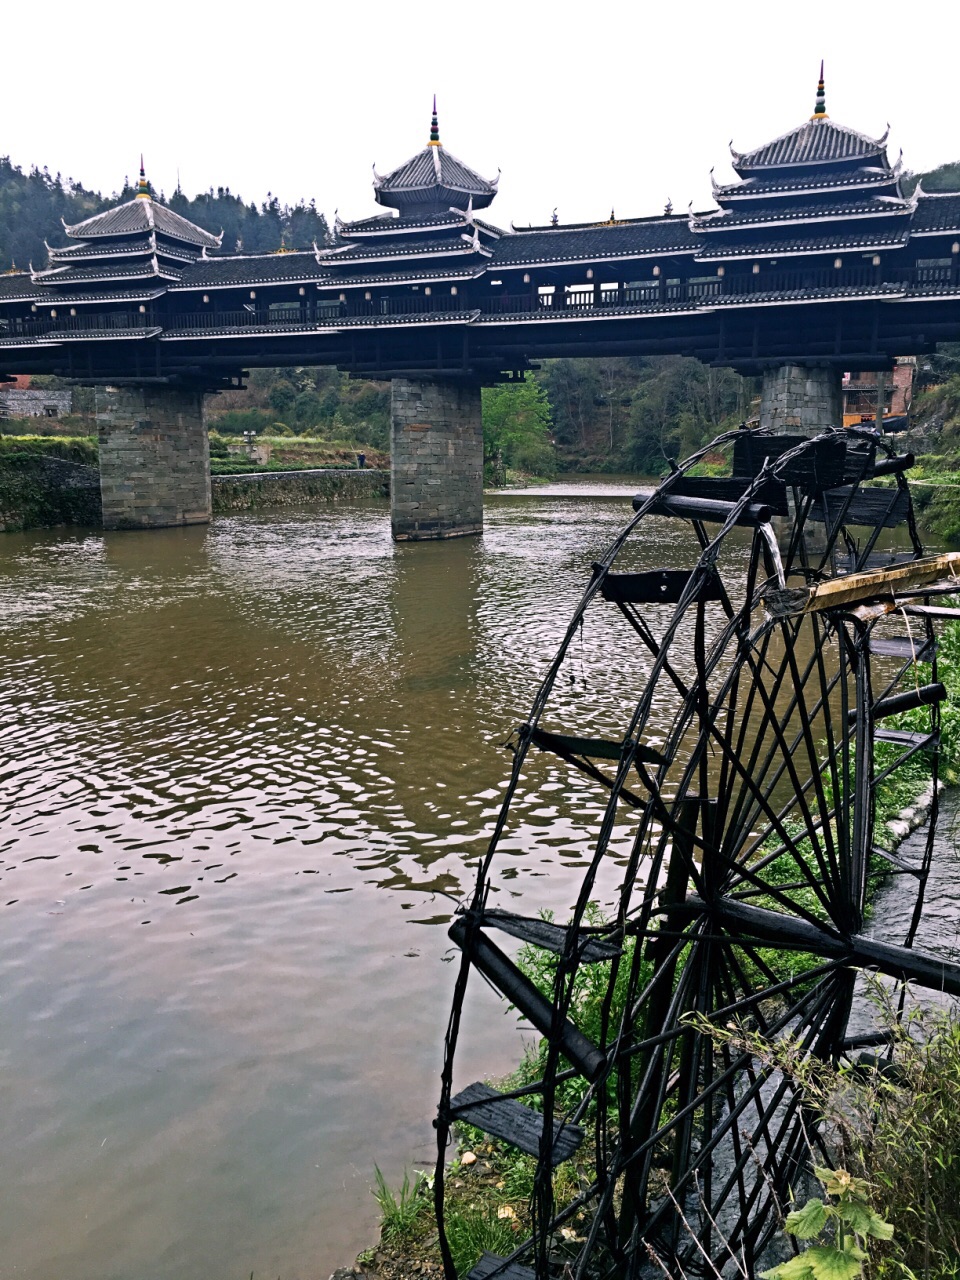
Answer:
[692,67,913,432]
[330,100,500,539]
[33,163,224,528]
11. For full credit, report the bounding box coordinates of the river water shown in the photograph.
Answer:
[0,480,667,1280]
[1,480,957,1280]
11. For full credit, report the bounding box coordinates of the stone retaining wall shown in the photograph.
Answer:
[211,468,389,512]
[0,463,388,531]
[0,455,101,532]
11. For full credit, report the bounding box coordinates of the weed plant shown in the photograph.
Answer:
[370,1165,430,1242]
[444,1205,518,1276]
[506,902,648,1114]
[696,979,960,1278]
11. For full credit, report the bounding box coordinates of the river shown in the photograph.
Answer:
[1,480,956,1280]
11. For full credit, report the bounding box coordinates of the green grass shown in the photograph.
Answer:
[0,434,97,465]
[371,1165,431,1242]
[445,1204,518,1277]
[505,901,647,1114]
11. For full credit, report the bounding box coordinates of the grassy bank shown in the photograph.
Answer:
[209,433,388,474]
[0,433,389,531]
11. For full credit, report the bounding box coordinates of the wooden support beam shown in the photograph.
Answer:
[448,917,606,1081]
[684,897,960,996]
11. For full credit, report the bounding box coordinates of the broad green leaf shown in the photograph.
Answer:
[785,1198,829,1240]
[759,1257,816,1280]
[865,1211,894,1242]
[835,1196,894,1241]
[802,1244,866,1280]
[837,1199,872,1233]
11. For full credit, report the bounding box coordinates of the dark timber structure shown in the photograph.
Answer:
[1,73,960,532]
[436,426,960,1278]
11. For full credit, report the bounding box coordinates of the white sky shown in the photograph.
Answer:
[6,1,959,232]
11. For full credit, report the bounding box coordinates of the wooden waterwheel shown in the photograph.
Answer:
[434,427,960,1279]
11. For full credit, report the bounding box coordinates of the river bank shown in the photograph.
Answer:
[0,445,388,529]
[212,467,388,511]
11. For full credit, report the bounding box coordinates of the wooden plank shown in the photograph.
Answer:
[869,635,936,661]
[837,551,916,575]
[764,552,960,617]
[732,432,848,489]
[666,475,788,515]
[530,727,666,766]
[870,846,922,877]
[904,605,960,620]
[480,909,621,963]
[467,1252,537,1280]
[450,1082,584,1165]
[601,568,723,606]
[810,486,910,528]
[874,728,938,750]
[448,919,606,1081]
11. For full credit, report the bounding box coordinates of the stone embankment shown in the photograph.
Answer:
[211,467,388,512]
[0,455,101,532]
[0,462,389,531]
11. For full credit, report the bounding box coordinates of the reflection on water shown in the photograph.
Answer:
[1,486,953,1279]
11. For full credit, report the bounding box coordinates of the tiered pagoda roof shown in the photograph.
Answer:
[28,163,221,309]
[301,107,502,305]
[372,99,498,214]
[691,68,914,264]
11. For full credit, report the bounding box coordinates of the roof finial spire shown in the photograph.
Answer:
[429,95,441,146]
[812,61,827,119]
[137,155,150,200]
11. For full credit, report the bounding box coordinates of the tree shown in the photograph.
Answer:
[268,379,296,414]
[481,378,554,476]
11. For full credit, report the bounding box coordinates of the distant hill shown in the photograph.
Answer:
[902,160,960,197]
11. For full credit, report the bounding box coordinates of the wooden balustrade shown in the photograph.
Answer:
[4,260,957,341]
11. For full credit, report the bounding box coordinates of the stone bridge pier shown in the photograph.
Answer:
[390,377,483,541]
[95,384,211,530]
[759,364,843,435]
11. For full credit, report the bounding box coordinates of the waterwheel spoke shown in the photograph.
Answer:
[436,428,946,1279]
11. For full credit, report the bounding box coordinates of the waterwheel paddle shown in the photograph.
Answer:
[434,427,960,1279]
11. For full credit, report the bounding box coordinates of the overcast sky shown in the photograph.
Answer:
[6,1,959,232]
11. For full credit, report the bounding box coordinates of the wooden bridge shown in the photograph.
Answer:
[1,77,959,538]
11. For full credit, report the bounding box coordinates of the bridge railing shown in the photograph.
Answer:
[6,263,959,343]
[166,296,467,329]
[722,266,881,294]
[894,264,958,287]
[3,311,153,336]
